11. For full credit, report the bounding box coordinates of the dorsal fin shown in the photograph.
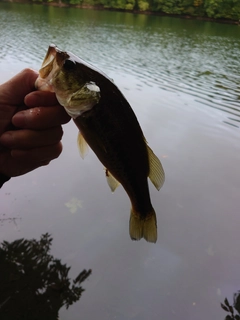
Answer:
[105,169,120,192]
[147,145,165,190]
[77,132,89,159]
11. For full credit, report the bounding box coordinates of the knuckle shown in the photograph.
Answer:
[55,126,64,141]
[21,68,36,77]
[40,160,50,166]
[51,142,63,159]
[62,113,71,124]
[21,68,32,74]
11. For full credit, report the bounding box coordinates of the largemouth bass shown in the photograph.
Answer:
[36,45,165,243]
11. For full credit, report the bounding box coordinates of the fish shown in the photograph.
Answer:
[35,44,165,243]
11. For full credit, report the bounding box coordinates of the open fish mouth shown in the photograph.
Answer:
[35,44,69,92]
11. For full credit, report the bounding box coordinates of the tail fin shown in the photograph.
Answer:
[129,209,157,243]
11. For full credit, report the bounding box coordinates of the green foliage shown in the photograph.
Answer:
[125,0,135,10]
[125,3,133,9]
[82,0,96,5]
[11,0,240,21]
[69,0,83,5]
[100,0,128,9]
[138,0,149,11]
[204,0,240,19]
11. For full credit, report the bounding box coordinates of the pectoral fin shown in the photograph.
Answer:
[147,145,165,190]
[77,132,89,159]
[105,169,120,192]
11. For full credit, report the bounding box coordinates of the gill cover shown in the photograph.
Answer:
[36,44,101,118]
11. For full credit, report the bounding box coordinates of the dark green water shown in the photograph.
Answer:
[0,3,240,320]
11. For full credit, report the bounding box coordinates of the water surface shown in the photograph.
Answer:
[0,3,240,319]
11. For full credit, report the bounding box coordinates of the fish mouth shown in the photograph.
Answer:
[35,44,69,91]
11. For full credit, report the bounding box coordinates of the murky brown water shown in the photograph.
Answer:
[1,3,240,319]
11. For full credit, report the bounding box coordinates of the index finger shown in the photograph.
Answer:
[24,91,59,108]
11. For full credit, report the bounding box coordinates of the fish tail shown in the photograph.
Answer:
[129,208,157,243]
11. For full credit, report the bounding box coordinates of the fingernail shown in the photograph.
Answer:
[0,132,14,147]
[12,112,26,127]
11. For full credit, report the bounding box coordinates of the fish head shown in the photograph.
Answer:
[36,44,101,118]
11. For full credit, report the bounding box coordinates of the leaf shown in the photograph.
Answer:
[221,303,230,312]
[234,292,240,314]
[225,298,230,307]
[229,305,234,314]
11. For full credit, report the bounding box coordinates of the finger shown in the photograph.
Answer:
[0,126,63,149]
[13,161,50,177]
[24,91,59,107]
[0,150,51,177]
[12,106,71,129]
[0,69,38,105]
[11,142,63,162]
[6,160,50,177]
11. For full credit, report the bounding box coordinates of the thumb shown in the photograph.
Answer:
[0,69,38,106]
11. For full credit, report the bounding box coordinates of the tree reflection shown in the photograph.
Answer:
[0,233,91,320]
[221,292,240,320]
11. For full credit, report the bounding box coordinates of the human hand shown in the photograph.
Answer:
[0,69,70,177]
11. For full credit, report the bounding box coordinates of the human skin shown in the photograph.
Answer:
[0,68,70,177]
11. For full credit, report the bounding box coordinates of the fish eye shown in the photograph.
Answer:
[63,59,76,70]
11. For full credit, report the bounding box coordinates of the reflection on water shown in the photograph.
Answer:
[221,293,240,319]
[0,233,91,320]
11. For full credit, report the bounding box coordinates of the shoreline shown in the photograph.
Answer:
[2,0,240,25]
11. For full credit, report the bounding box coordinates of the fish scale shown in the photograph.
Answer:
[75,101,151,214]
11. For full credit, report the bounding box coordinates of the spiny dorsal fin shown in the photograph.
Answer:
[77,132,89,159]
[147,145,165,191]
[105,169,120,192]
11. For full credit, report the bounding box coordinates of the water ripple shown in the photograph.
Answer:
[1,4,240,127]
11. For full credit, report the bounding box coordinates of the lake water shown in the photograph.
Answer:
[0,3,240,319]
